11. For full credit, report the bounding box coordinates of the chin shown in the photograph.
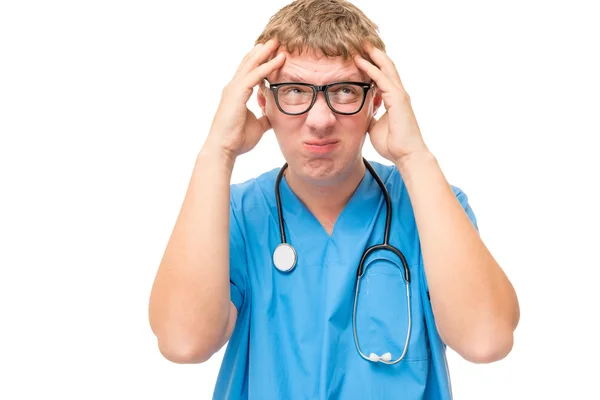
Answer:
[296,157,348,185]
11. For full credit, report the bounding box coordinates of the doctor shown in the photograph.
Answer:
[149,0,520,398]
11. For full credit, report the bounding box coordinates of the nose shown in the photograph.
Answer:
[304,91,336,132]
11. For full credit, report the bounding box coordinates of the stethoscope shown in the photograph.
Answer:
[272,158,412,365]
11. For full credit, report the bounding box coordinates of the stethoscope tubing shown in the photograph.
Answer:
[273,158,412,364]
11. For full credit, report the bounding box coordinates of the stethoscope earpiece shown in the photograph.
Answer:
[369,352,392,363]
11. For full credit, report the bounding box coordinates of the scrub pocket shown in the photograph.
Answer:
[355,255,430,362]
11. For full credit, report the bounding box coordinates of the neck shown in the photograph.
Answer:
[284,158,367,225]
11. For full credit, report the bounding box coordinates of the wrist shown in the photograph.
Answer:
[197,141,237,172]
[395,150,437,178]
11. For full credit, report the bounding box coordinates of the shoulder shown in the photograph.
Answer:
[450,184,469,201]
[229,166,280,213]
[365,159,404,200]
[365,159,398,184]
[367,158,468,199]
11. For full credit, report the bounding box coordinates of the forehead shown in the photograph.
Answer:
[269,47,369,84]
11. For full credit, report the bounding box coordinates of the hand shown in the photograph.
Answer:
[354,45,429,164]
[205,39,286,159]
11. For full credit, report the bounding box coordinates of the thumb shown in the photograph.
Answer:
[257,114,272,134]
[368,115,378,133]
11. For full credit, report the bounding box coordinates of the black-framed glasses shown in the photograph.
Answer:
[264,79,374,116]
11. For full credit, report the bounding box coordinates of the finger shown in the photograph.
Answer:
[234,40,273,77]
[244,39,280,75]
[354,55,398,94]
[363,44,404,89]
[368,112,387,133]
[245,112,272,147]
[236,38,280,78]
[244,52,286,89]
[234,43,265,76]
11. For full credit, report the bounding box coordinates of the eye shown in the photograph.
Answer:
[339,86,359,95]
[285,88,303,94]
[280,85,311,95]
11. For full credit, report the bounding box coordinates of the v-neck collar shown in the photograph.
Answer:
[276,164,385,243]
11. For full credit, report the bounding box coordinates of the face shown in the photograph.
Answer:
[258,47,382,186]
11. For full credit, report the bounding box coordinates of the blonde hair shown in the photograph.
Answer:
[255,0,385,62]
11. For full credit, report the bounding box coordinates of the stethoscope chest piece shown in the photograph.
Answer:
[273,243,297,272]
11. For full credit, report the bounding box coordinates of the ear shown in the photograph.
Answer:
[257,82,267,116]
[371,87,383,116]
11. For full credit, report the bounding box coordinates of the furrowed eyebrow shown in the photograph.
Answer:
[277,73,305,83]
[331,74,364,82]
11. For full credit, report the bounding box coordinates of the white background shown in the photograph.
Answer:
[1,0,599,398]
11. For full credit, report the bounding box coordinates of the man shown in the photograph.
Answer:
[148,0,520,398]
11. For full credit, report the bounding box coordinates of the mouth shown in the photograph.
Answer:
[303,140,339,154]
[305,140,338,146]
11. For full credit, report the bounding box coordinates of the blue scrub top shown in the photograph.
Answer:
[214,160,478,400]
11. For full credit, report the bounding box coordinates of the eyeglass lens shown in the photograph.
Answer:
[276,83,365,114]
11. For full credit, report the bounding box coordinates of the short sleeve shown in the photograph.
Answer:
[453,186,479,233]
[229,202,248,312]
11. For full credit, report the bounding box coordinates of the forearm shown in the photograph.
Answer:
[149,144,236,362]
[396,151,519,363]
